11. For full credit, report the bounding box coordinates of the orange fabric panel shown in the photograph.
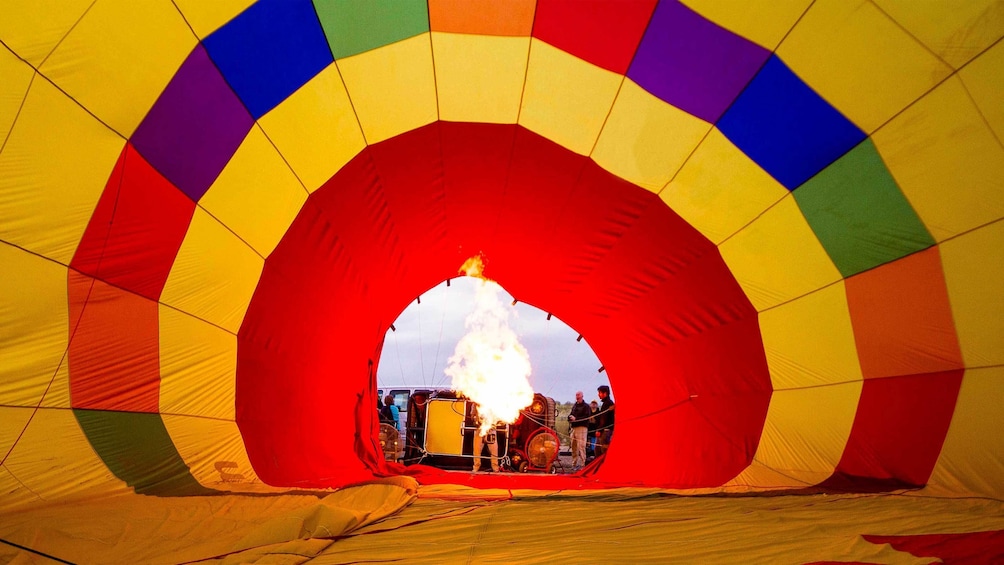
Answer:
[845,247,963,379]
[428,0,536,36]
[67,271,159,412]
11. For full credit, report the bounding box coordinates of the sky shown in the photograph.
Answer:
[376,277,606,404]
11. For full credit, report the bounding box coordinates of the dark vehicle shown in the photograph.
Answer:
[403,389,560,473]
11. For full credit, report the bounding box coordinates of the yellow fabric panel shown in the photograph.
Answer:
[159,306,237,420]
[173,0,255,39]
[38,0,196,137]
[2,408,127,504]
[161,415,260,490]
[718,195,841,312]
[318,487,998,564]
[0,77,124,265]
[39,361,70,409]
[199,127,308,257]
[337,34,437,145]
[160,208,264,334]
[0,46,34,145]
[747,383,861,486]
[940,220,1004,368]
[259,64,366,194]
[661,128,788,245]
[873,0,1004,69]
[0,243,67,406]
[0,465,39,514]
[431,32,529,124]
[681,0,812,50]
[759,282,862,390]
[592,79,711,192]
[725,459,813,490]
[927,366,1004,499]
[229,478,417,556]
[959,38,1004,143]
[0,479,417,563]
[0,0,91,66]
[776,0,952,134]
[872,76,1004,242]
[519,38,623,156]
[4,486,1004,564]
[0,407,33,461]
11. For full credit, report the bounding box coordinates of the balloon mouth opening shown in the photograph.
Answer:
[377,269,610,477]
[235,122,771,490]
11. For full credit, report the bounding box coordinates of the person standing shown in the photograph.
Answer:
[586,400,599,460]
[383,395,400,431]
[471,403,500,472]
[568,391,591,471]
[594,385,615,457]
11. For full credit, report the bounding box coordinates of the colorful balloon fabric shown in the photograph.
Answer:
[2,0,1003,510]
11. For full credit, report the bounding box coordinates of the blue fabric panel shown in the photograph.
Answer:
[204,0,334,119]
[717,56,866,190]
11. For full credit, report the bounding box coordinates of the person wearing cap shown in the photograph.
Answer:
[594,385,615,457]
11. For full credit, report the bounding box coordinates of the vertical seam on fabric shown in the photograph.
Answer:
[169,0,200,40]
[956,63,1004,153]
[0,144,129,467]
[585,75,626,159]
[866,0,955,71]
[0,71,35,155]
[38,0,97,68]
[310,1,372,149]
[255,122,312,198]
[655,0,817,197]
[427,5,441,123]
[513,17,537,126]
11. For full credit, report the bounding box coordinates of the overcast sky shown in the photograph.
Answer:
[377,277,604,404]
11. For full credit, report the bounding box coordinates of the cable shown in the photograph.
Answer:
[0,538,74,564]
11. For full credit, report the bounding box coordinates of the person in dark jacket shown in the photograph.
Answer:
[586,400,599,459]
[594,385,615,457]
[568,391,592,471]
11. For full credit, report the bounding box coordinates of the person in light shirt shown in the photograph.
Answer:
[568,391,592,471]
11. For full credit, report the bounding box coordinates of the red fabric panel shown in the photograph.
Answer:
[490,126,588,307]
[532,0,657,73]
[237,170,388,486]
[68,271,160,412]
[863,530,1004,564]
[70,143,195,301]
[827,370,963,489]
[845,247,963,378]
[237,122,769,488]
[440,122,515,259]
[829,248,965,489]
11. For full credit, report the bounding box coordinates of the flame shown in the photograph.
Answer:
[458,254,485,279]
[446,255,534,435]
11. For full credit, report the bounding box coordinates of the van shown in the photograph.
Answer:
[377,384,439,426]
[377,384,447,458]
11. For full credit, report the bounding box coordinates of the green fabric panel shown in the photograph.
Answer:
[314,0,430,59]
[74,409,213,496]
[794,139,936,278]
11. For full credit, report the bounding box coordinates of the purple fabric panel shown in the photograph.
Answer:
[131,45,254,202]
[627,0,770,123]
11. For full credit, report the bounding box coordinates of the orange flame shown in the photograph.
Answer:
[459,254,485,279]
[446,255,534,436]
